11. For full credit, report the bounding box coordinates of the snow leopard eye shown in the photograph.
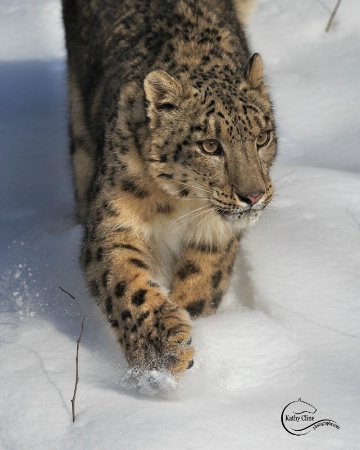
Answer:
[256,131,271,148]
[199,139,223,155]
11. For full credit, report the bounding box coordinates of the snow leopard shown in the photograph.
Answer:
[62,0,277,375]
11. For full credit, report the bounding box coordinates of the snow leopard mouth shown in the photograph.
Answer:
[213,206,264,223]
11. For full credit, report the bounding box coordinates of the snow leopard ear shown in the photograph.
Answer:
[245,53,264,89]
[144,70,183,111]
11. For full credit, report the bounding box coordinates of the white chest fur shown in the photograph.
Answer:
[151,200,231,288]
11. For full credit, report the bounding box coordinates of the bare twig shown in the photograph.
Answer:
[59,287,85,423]
[325,0,343,32]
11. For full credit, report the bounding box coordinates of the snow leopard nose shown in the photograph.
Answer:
[235,191,264,205]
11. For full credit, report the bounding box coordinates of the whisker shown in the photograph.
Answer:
[187,209,216,242]
[266,204,283,217]
[187,210,217,240]
[193,209,216,231]
[273,170,296,185]
[274,183,297,192]
[173,195,210,201]
[170,186,210,200]
[170,207,212,230]
[166,204,210,225]
[273,192,291,199]
[273,172,296,192]
[169,178,212,194]
[170,208,212,233]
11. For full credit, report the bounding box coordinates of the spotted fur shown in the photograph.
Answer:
[62,0,277,375]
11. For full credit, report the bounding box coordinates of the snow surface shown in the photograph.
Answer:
[1,0,360,449]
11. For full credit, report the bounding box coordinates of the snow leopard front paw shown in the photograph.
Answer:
[121,299,194,375]
[154,302,194,374]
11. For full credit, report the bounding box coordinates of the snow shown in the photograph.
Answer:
[1,0,359,448]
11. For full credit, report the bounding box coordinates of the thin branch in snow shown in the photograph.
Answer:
[346,202,360,231]
[59,287,85,423]
[325,0,343,32]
